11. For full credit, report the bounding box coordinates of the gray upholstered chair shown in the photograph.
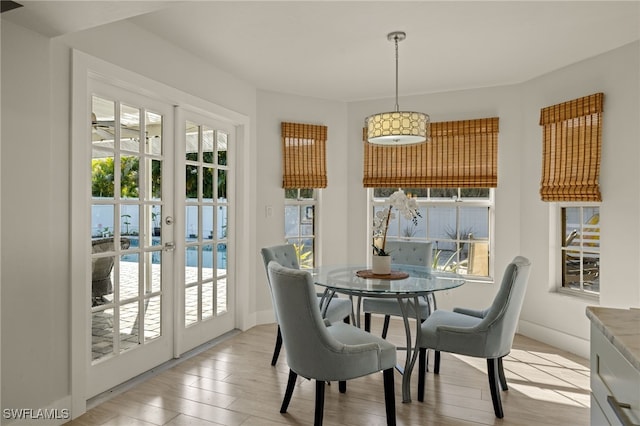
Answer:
[363,241,434,338]
[92,237,131,306]
[267,261,397,426]
[261,244,353,365]
[416,256,532,418]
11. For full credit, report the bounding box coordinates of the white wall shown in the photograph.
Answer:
[517,42,640,354]
[344,42,640,358]
[255,90,348,322]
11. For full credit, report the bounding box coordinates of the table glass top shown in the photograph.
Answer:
[312,264,465,296]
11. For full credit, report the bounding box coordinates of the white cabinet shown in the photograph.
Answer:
[590,322,640,425]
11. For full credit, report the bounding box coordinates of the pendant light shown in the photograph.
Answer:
[365,31,429,145]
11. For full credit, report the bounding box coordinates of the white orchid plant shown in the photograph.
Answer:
[372,189,421,256]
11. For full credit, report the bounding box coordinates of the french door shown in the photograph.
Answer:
[86,83,235,397]
[175,109,235,353]
[87,82,175,396]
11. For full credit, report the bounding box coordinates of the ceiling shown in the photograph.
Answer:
[4,1,640,102]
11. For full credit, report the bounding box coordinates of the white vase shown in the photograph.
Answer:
[372,255,391,275]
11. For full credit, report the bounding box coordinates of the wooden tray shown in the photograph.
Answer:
[356,269,409,280]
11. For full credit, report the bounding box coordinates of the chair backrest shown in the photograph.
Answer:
[261,244,300,322]
[477,256,531,357]
[385,241,432,270]
[267,261,383,381]
[261,244,300,275]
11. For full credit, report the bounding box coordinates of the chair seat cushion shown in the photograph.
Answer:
[326,323,397,376]
[362,297,431,319]
[420,309,485,357]
[320,297,352,323]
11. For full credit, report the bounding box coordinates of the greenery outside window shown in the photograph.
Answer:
[372,187,493,278]
[560,205,600,295]
[285,189,316,269]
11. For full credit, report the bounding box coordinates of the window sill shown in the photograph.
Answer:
[554,287,600,302]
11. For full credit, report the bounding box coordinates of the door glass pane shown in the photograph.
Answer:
[120,253,139,301]
[92,307,114,361]
[202,206,213,240]
[217,132,227,166]
[202,244,214,281]
[146,111,162,155]
[120,205,138,237]
[185,247,198,285]
[218,169,227,199]
[120,104,140,153]
[121,155,139,199]
[144,296,161,342]
[203,166,214,199]
[147,251,162,293]
[186,165,198,201]
[92,205,114,239]
[150,159,162,200]
[185,205,198,239]
[119,301,139,352]
[185,285,198,326]
[202,282,214,320]
[217,277,227,314]
[203,126,214,164]
[217,206,227,240]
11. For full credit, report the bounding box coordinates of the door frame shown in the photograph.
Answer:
[70,50,252,418]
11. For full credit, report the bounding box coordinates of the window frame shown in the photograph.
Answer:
[369,187,495,282]
[284,188,317,269]
[556,203,600,298]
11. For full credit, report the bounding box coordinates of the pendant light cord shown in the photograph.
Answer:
[394,35,400,112]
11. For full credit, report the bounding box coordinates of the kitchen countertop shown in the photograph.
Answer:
[586,306,640,371]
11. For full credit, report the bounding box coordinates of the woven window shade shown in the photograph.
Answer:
[281,122,327,189]
[539,93,603,202]
[363,117,498,188]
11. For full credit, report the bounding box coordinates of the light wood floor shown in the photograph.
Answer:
[67,317,591,426]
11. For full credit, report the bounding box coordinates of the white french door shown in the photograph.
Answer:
[87,82,175,396]
[175,109,235,353]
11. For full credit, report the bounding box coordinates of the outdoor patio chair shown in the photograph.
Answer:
[92,237,131,306]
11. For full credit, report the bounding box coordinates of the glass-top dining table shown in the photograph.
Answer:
[312,264,465,403]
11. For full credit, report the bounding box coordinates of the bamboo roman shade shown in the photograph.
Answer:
[281,122,327,188]
[539,93,603,202]
[363,117,499,188]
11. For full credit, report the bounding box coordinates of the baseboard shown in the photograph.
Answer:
[518,319,590,359]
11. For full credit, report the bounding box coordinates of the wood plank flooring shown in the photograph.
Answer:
[67,316,591,425]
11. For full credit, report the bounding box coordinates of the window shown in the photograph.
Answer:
[371,187,493,278]
[561,206,599,294]
[285,188,316,269]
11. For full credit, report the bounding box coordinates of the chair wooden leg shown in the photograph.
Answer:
[383,368,396,426]
[498,356,508,391]
[314,380,326,426]
[417,348,426,402]
[487,358,504,418]
[364,312,371,332]
[381,315,391,339]
[271,326,283,366]
[280,369,297,413]
[434,350,441,374]
[338,380,346,393]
